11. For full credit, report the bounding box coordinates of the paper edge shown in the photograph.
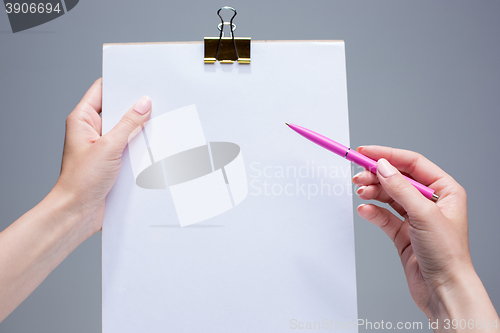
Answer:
[103,40,344,47]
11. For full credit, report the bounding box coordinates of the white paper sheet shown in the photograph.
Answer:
[102,41,358,333]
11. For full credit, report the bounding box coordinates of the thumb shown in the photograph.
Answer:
[376,158,438,220]
[104,96,152,152]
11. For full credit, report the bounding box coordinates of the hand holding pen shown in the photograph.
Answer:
[288,124,499,330]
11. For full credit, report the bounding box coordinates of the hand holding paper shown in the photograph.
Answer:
[0,79,151,322]
[57,79,152,235]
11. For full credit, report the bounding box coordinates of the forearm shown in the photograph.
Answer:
[0,187,91,322]
[428,269,499,332]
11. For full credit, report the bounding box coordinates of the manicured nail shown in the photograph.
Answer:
[352,171,362,184]
[357,186,366,195]
[357,204,366,211]
[357,146,365,152]
[134,96,151,115]
[377,158,398,178]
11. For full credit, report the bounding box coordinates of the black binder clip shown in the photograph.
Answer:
[204,7,251,64]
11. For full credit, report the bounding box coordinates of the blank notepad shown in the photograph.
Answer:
[102,40,358,333]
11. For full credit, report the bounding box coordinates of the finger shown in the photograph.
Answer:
[376,158,442,226]
[356,184,407,217]
[352,170,379,186]
[357,145,448,187]
[64,79,103,147]
[103,96,152,152]
[358,146,468,210]
[357,204,411,257]
[77,78,102,114]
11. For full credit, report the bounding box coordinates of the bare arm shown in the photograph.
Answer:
[0,79,152,322]
[353,146,499,332]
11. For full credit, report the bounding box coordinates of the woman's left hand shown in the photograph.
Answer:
[56,78,152,238]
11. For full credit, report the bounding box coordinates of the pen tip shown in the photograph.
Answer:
[285,122,289,127]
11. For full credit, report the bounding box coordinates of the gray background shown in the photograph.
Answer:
[0,0,498,332]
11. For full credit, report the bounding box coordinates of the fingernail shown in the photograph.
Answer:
[357,146,366,152]
[377,158,398,178]
[353,171,363,179]
[357,186,366,195]
[134,96,151,115]
[357,204,366,211]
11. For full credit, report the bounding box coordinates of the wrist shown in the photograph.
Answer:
[44,184,98,243]
[427,268,499,332]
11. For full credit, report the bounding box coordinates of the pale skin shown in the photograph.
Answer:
[353,148,499,331]
[0,79,152,322]
[0,80,497,331]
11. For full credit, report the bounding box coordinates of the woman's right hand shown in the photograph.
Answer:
[353,146,498,331]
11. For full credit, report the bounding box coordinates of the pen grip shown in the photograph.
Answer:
[346,150,436,201]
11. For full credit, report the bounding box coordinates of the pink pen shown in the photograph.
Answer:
[286,123,438,202]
